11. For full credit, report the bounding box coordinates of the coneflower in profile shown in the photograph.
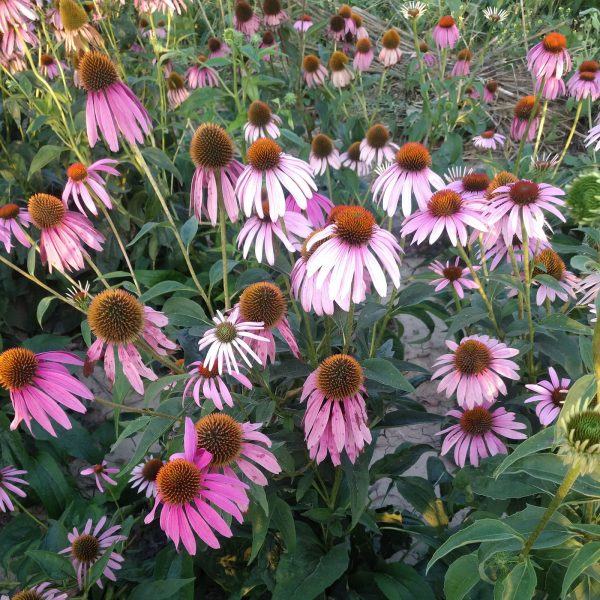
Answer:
[0,202,30,251]
[294,14,313,32]
[166,71,189,109]
[303,54,328,88]
[567,60,600,101]
[63,159,119,215]
[511,96,541,142]
[79,51,151,152]
[379,29,402,66]
[328,14,345,42]
[351,12,368,39]
[432,15,459,49]
[207,36,230,58]
[309,133,341,175]
[259,30,277,60]
[359,123,397,167]
[451,48,472,77]
[527,31,572,80]
[234,0,260,36]
[59,0,103,53]
[329,50,354,88]
[190,122,243,225]
[472,129,505,150]
[525,368,570,426]
[419,41,437,67]
[338,4,354,35]
[532,247,578,305]
[39,53,63,80]
[244,100,282,143]
[341,141,368,176]
[353,37,373,71]
[129,455,163,498]
[535,75,566,101]
[483,79,498,103]
[262,0,287,27]
[186,55,218,89]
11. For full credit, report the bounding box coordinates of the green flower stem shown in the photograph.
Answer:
[411,18,430,117]
[343,301,355,353]
[552,99,584,176]
[589,97,597,163]
[520,222,536,381]
[215,171,231,310]
[520,463,581,560]
[532,99,549,161]
[11,496,47,530]
[506,245,524,319]
[478,233,489,278]
[83,254,110,289]
[514,81,545,178]
[329,467,343,510]
[371,67,387,125]
[93,396,180,421]
[326,165,334,202]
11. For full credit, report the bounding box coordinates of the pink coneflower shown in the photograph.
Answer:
[309,133,341,175]
[294,14,312,32]
[511,96,541,142]
[418,41,437,67]
[207,36,230,58]
[567,60,600,101]
[186,55,219,88]
[236,138,317,220]
[285,191,333,229]
[244,100,282,143]
[465,85,480,100]
[234,0,260,36]
[472,129,505,150]
[338,4,354,34]
[535,75,566,101]
[432,15,460,49]
[46,5,63,31]
[372,142,445,216]
[303,54,328,87]
[0,0,36,32]
[485,179,566,245]
[484,232,548,272]
[483,79,498,103]
[359,123,397,168]
[62,159,119,216]
[0,203,30,251]
[447,172,491,203]
[329,50,354,88]
[237,282,301,365]
[59,0,103,53]
[259,30,277,61]
[166,72,189,109]
[302,354,371,465]
[328,14,346,42]
[527,31,571,79]
[184,360,252,410]
[351,11,368,39]
[585,120,600,151]
[60,516,126,589]
[0,464,27,512]
[305,206,402,306]
[195,414,280,487]
[1,583,67,600]
[578,271,600,305]
[401,189,487,246]
[341,141,368,176]
[87,289,177,394]
[198,307,268,375]
[379,29,402,66]
[190,123,244,226]
[429,258,478,299]
[39,52,63,80]
[353,37,373,71]
[80,460,119,493]
[432,335,520,408]
[451,48,472,76]
[129,456,164,498]
[144,417,249,554]
[437,401,527,467]
[237,195,312,265]
[27,193,104,273]
[80,51,151,152]
[532,248,578,305]
[525,367,570,426]
[262,0,287,26]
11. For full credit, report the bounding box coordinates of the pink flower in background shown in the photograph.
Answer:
[186,56,219,88]
[60,516,126,589]
[0,203,30,251]
[429,258,479,299]
[243,100,282,143]
[302,354,371,465]
[432,335,520,409]
[207,36,230,58]
[87,289,177,394]
[532,248,578,305]
[535,75,566,100]
[262,0,287,27]
[511,96,541,141]
[129,456,164,498]
[285,192,333,229]
[379,29,402,66]
[234,0,260,36]
[0,465,27,512]
[585,120,600,151]
[80,460,119,493]
[437,401,527,467]
[0,347,92,436]
[0,582,67,600]
[567,60,600,101]
[472,130,505,150]
[309,134,341,175]
[80,51,151,152]
[432,15,460,49]
[527,32,571,79]
[303,54,328,87]
[354,38,374,71]
[465,86,480,101]
[184,360,252,410]
[525,368,570,426]
[259,31,277,61]
[63,159,119,216]
[166,72,190,109]
[329,50,354,88]
[328,14,346,42]
[451,49,472,76]
[341,141,368,176]
[359,123,397,167]
[483,79,498,103]
[578,271,600,305]
[447,172,490,203]
[419,41,437,67]
[144,417,249,554]
[39,52,63,80]
[294,14,313,32]
[372,142,445,216]
[0,0,37,32]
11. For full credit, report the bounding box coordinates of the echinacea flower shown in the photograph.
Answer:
[372,142,445,216]
[79,51,152,152]
[285,191,333,229]
[59,0,103,53]
[244,100,282,143]
[353,37,373,71]
[511,95,541,142]
[144,417,249,554]
[400,1,427,20]
[62,159,119,216]
[472,129,505,150]
[39,52,63,80]
[432,335,520,408]
[337,4,354,34]
[379,29,402,66]
[483,79,498,103]
[0,0,36,33]
[80,460,119,493]
[207,36,230,58]
[233,0,260,36]
[129,455,164,498]
[0,582,67,600]
[195,413,281,486]
[0,202,30,251]
[60,516,126,589]
[485,179,566,245]
[483,7,509,23]
[585,120,600,152]
[186,55,219,89]
[464,85,480,100]
[294,14,312,32]
[302,354,371,465]
[87,289,177,394]
[309,133,341,175]
[0,464,27,512]
[262,0,287,27]
[329,50,354,88]
[184,360,252,410]
[236,138,317,220]
[190,122,244,225]
[166,72,189,109]
[531,152,561,173]
[418,41,437,67]
[305,205,402,308]
[359,123,397,168]
[303,54,328,87]
[557,407,600,475]
[447,172,491,203]
[237,282,301,365]
[341,141,368,176]
[483,232,547,272]
[444,165,473,184]
[198,307,268,375]
[432,15,460,49]
[429,258,478,299]
[259,30,276,60]
[527,31,571,80]
[451,48,472,77]
[525,367,570,426]
[532,247,578,305]
[401,189,487,246]
[437,401,527,467]
[578,271,600,305]
[328,15,346,42]
[535,75,566,101]
[567,60,600,101]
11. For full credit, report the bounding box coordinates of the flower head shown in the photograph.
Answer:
[567,60,600,101]
[39,53,64,80]
[129,455,164,498]
[432,15,459,49]
[354,37,373,71]
[525,368,570,426]
[166,71,189,109]
[558,407,600,474]
[309,133,341,175]
[0,582,67,600]
[451,48,472,77]
[233,0,260,36]
[340,141,368,176]
[207,36,230,58]
[59,0,102,52]
[483,7,509,23]
[80,459,119,493]
[303,54,328,87]
[511,96,541,142]
[328,14,346,42]
[294,14,313,32]
[0,202,30,252]
[262,0,287,27]
[400,1,427,20]
[359,123,397,168]
[63,159,119,216]
[185,55,219,89]
[329,50,354,88]
[429,257,478,299]
[379,28,402,66]
[0,464,27,513]
[585,120,600,152]
[472,129,505,150]
[527,32,571,79]
[532,248,578,305]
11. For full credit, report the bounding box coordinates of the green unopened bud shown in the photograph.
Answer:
[558,407,600,474]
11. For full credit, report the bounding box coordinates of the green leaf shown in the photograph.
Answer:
[110,416,151,453]
[248,502,270,563]
[37,296,56,327]
[180,216,198,247]
[26,452,70,517]
[127,222,160,247]
[343,444,373,527]
[25,549,74,579]
[540,314,591,335]
[444,553,480,600]
[377,563,435,600]
[271,497,296,552]
[561,542,600,598]
[162,296,208,327]
[494,560,536,600]
[28,145,67,179]
[447,307,489,336]
[395,476,449,527]
[129,579,196,600]
[362,358,414,392]
[140,280,196,302]
[121,414,177,473]
[141,147,183,182]
[494,426,556,478]
[371,443,432,478]
[395,282,433,307]
[27,245,36,275]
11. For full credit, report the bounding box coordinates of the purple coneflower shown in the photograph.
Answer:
[0,0,37,33]
[303,54,328,87]
[432,335,520,408]
[1,583,67,600]
[447,172,491,203]
[0,202,30,251]
[451,48,472,77]
[511,96,541,142]
[0,464,27,512]
[166,72,189,109]
[483,79,498,103]
[328,14,346,42]
[262,0,287,26]
[234,0,260,36]
[578,271,600,305]
[338,4,354,34]
[585,120,600,151]
[294,14,312,32]
[525,367,570,426]
[309,133,341,175]
[39,52,63,80]
[379,29,402,66]
[244,100,282,143]
[418,41,437,67]
[186,55,219,89]
[259,30,277,61]
[341,141,368,175]
[429,258,478,299]
[432,15,459,49]
[527,31,571,80]
[532,248,578,305]
[80,460,119,493]
[63,159,119,216]
[567,60,600,101]
[353,37,373,71]
[59,0,102,53]
[129,456,163,498]
[285,191,333,229]
[207,36,230,58]
[535,75,566,101]
[359,123,397,168]
[329,50,354,88]
[472,129,505,150]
